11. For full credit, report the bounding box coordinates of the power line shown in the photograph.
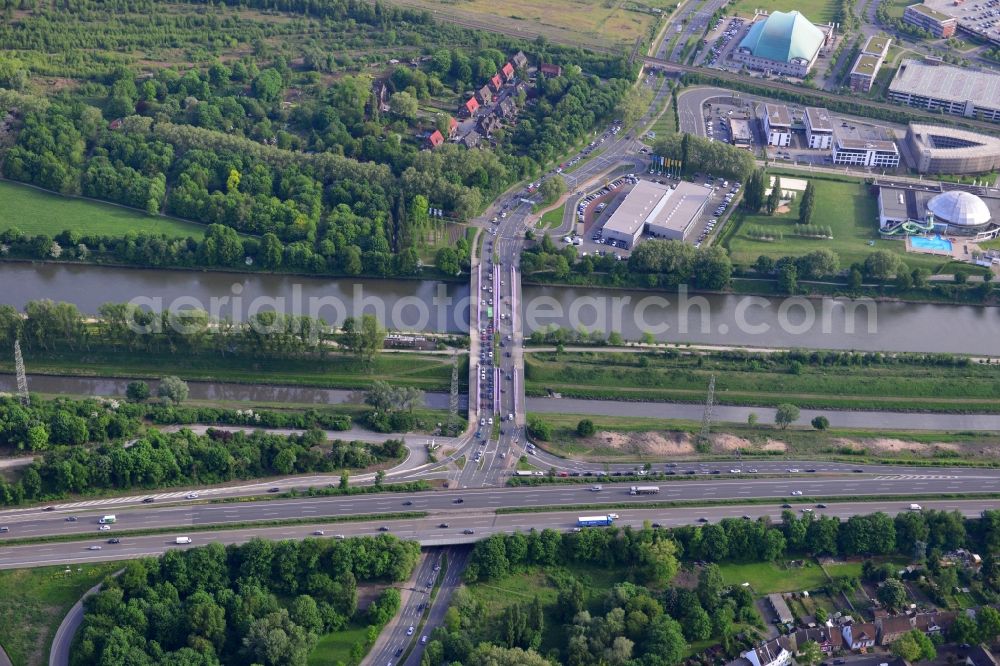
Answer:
[14,339,29,407]
[699,373,715,443]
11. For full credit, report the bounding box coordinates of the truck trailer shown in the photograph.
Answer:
[629,486,660,495]
[577,515,615,527]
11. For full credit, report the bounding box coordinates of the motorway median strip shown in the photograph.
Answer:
[496,493,1000,515]
[0,512,429,548]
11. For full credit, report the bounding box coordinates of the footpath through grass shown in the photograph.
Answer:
[0,180,207,239]
[524,350,1000,412]
[0,562,120,666]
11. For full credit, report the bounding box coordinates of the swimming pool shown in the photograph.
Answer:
[910,235,953,252]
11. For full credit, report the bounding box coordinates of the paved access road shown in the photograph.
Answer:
[367,550,442,666]
[4,499,1000,571]
[526,397,1000,431]
[403,547,469,666]
[5,474,1000,542]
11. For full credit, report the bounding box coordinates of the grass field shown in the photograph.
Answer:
[725,175,960,274]
[540,202,567,231]
[524,350,1000,412]
[727,0,840,21]
[382,0,672,49]
[0,563,120,666]
[4,349,465,392]
[0,180,207,239]
[309,622,370,666]
[719,559,858,594]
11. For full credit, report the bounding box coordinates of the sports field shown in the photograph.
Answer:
[382,0,674,48]
[727,0,840,22]
[0,180,207,239]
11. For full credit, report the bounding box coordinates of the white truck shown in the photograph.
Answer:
[174,536,192,544]
[98,515,116,524]
[909,504,922,511]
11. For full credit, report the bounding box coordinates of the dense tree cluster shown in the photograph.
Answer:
[521,234,734,291]
[654,132,755,183]
[1,428,405,504]
[73,534,419,666]
[0,0,633,277]
[0,395,140,451]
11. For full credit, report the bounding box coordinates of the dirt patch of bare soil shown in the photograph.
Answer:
[595,430,696,456]
[833,437,984,457]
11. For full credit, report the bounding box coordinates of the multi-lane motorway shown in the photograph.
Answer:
[5,497,1000,571]
[5,474,1000,543]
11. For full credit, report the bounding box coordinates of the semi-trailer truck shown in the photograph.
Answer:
[629,486,660,495]
[577,515,615,527]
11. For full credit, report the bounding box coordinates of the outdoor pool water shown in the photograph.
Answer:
[911,235,953,252]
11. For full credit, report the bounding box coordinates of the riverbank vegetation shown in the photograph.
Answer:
[72,535,419,666]
[523,349,1000,412]
[0,0,633,277]
[430,509,1000,665]
[0,562,122,666]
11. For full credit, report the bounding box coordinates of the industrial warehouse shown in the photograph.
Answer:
[601,180,710,248]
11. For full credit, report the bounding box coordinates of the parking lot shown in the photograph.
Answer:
[562,172,740,253]
[925,0,1000,42]
[700,16,747,68]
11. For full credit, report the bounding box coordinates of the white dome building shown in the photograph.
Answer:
[926,190,992,233]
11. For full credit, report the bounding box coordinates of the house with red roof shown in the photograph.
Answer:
[490,74,503,92]
[540,63,562,77]
[463,96,479,116]
[501,62,515,80]
[426,129,444,149]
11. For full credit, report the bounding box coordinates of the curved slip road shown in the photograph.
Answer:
[3,498,1000,571]
[526,397,1000,430]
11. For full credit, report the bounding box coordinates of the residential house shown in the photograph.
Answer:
[768,594,794,625]
[425,130,444,149]
[490,74,503,92]
[792,627,835,654]
[914,611,955,637]
[743,638,793,666]
[501,62,515,80]
[966,645,998,666]
[512,50,528,70]
[878,615,914,645]
[495,96,516,120]
[460,130,481,148]
[477,113,500,137]
[463,97,479,117]
[477,85,493,105]
[842,622,877,650]
[540,62,562,77]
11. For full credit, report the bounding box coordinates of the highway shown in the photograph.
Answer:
[5,474,1000,542]
[4,498,1000,571]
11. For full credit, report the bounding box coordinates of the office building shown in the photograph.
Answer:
[804,107,834,149]
[832,123,900,168]
[849,35,891,92]
[763,103,792,146]
[902,3,957,37]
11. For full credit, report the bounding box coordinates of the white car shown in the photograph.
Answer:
[98,525,111,531]
[186,493,200,499]
[791,490,803,496]
[88,545,103,550]
[407,626,415,636]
